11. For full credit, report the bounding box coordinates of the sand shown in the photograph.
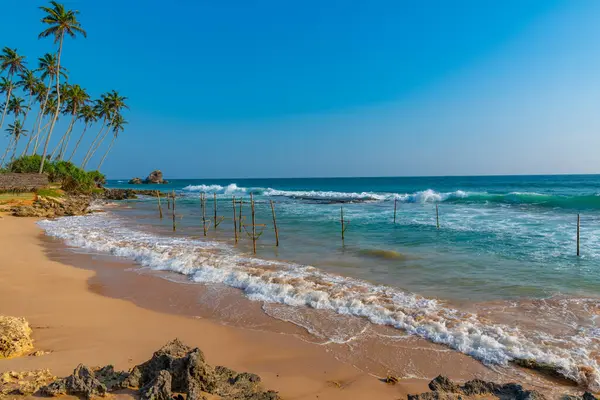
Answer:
[0,215,430,399]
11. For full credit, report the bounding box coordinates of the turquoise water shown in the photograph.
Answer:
[107,175,600,302]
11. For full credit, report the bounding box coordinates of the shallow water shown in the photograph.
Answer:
[38,175,600,390]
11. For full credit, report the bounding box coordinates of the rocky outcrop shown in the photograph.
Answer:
[12,194,91,218]
[1,370,56,396]
[0,316,34,359]
[408,375,547,400]
[144,170,167,184]
[128,177,143,184]
[41,339,280,400]
[100,188,163,200]
[41,365,108,399]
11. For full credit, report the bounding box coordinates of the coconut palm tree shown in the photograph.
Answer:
[81,91,127,168]
[38,0,87,174]
[6,121,27,162]
[68,103,96,162]
[17,69,38,128]
[53,83,89,160]
[34,53,66,140]
[97,114,126,169]
[0,47,26,130]
[23,79,47,155]
[28,80,49,154]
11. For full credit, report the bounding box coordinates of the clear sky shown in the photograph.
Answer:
[1,0,600,178]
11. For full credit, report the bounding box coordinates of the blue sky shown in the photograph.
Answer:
[1,0,600,178]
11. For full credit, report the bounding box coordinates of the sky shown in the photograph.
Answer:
[1,0,600,178]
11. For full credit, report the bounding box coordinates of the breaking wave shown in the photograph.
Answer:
[38,213,600,390]
[183,183,600,209]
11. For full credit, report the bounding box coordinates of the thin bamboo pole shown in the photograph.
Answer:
[172,191,176,232]
[436,204,440,229]
[270,200,279,247]
[233,196,238,243]
[341,206,345,243]
[201,193,208,236]
[393,198,397,224]
[214,193,218,229]
[251,193,257,254]
[157,190,163,219]
[167,196,170,210]
[238,198,243,233]
[577,214,580,257]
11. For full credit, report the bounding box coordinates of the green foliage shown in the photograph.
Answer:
[36,187,63,197]
[6,154,42,173]
[6,155,106,194]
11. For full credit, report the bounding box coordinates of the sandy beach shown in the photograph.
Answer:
[0,214,432,399]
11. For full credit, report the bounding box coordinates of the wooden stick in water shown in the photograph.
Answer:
[157,190,163,219]
[393,197,397,224]
[239,198,243,233]
[341,206,345,242]
[270,200,279,247]
[251,193,256,254]
[167,196,170,210]
[436,204,440,229]
[233,196,238,243]
[172,191,176,232]
[577,214,580,257]
[201,193,208,236]
[214,193,218,229]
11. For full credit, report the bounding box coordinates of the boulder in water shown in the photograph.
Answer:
[129,177,143,184]
[144,170,166,184]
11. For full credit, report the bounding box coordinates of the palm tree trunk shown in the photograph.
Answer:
[11,136,21,162]
[0,137,14,166]
[97,134,116,170]
[81,119,108,168]
[58,111,77,160]
[82,125,109,169]
[32,75,53,154]
[39,35,64,174]
[0,72,13,131]
[67,122,89,162]
[22,90,36,156]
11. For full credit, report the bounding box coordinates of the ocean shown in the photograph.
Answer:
[38,175,600,390]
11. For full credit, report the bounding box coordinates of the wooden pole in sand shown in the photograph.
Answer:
[233,196,238,243]
[172,190,176,232]
[577,214,580,257]
[157,191,163,219]
[270,200,279,247]
[251,193,257,254]
[436,204,440,229]
[393,198,397,224]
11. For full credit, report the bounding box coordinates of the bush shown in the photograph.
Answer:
[6,155,107,194]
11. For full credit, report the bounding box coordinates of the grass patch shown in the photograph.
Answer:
[36,188,65,198]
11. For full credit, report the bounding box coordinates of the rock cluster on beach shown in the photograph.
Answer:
[39,339,280,400]
[129,170,169,185]
[406,375,598,400]
[12,194,92,218]
[0,316,34,359]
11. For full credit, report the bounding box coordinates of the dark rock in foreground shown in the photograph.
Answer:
[41,339,280,400]
[408,375,550,400]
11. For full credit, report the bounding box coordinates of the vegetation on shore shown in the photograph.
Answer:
[3,154,104,194]
[0,1,128,174]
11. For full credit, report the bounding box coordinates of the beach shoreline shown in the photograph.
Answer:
[0,212,587,398]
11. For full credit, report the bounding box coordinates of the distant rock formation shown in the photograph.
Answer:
[128,171,169,185]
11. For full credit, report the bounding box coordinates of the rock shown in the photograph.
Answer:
[93,365,129,391]
[12,194,91,218]
[429,375,461,392]
[144,170,165,184]
[42,364,107,399]
[129,177,143,184]
[408,376,547,400]
[1,369,56,396]
[140,370,172,400]
[102,188,139,200]
[0,316,34,358]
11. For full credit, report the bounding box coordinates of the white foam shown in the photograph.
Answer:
[38,214,600,390]
[183,183,247,195]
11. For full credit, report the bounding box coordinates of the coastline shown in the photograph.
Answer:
[0,212,586,398]
[0,214,426,399]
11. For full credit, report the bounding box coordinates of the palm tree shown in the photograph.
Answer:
[81,91,128,168]
[28,79,49,154]
[6,121,27,162]
[0,47,26,130]
[53,83,89,160]
[17,69,38,128]
[68,103,96,162]
[97,114,126,169]
[38,0,86,174]
[22,79,46,155]
[34,53,66,141]
[0,97,28,162]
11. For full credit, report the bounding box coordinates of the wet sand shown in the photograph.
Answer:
[0,215,562,399]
